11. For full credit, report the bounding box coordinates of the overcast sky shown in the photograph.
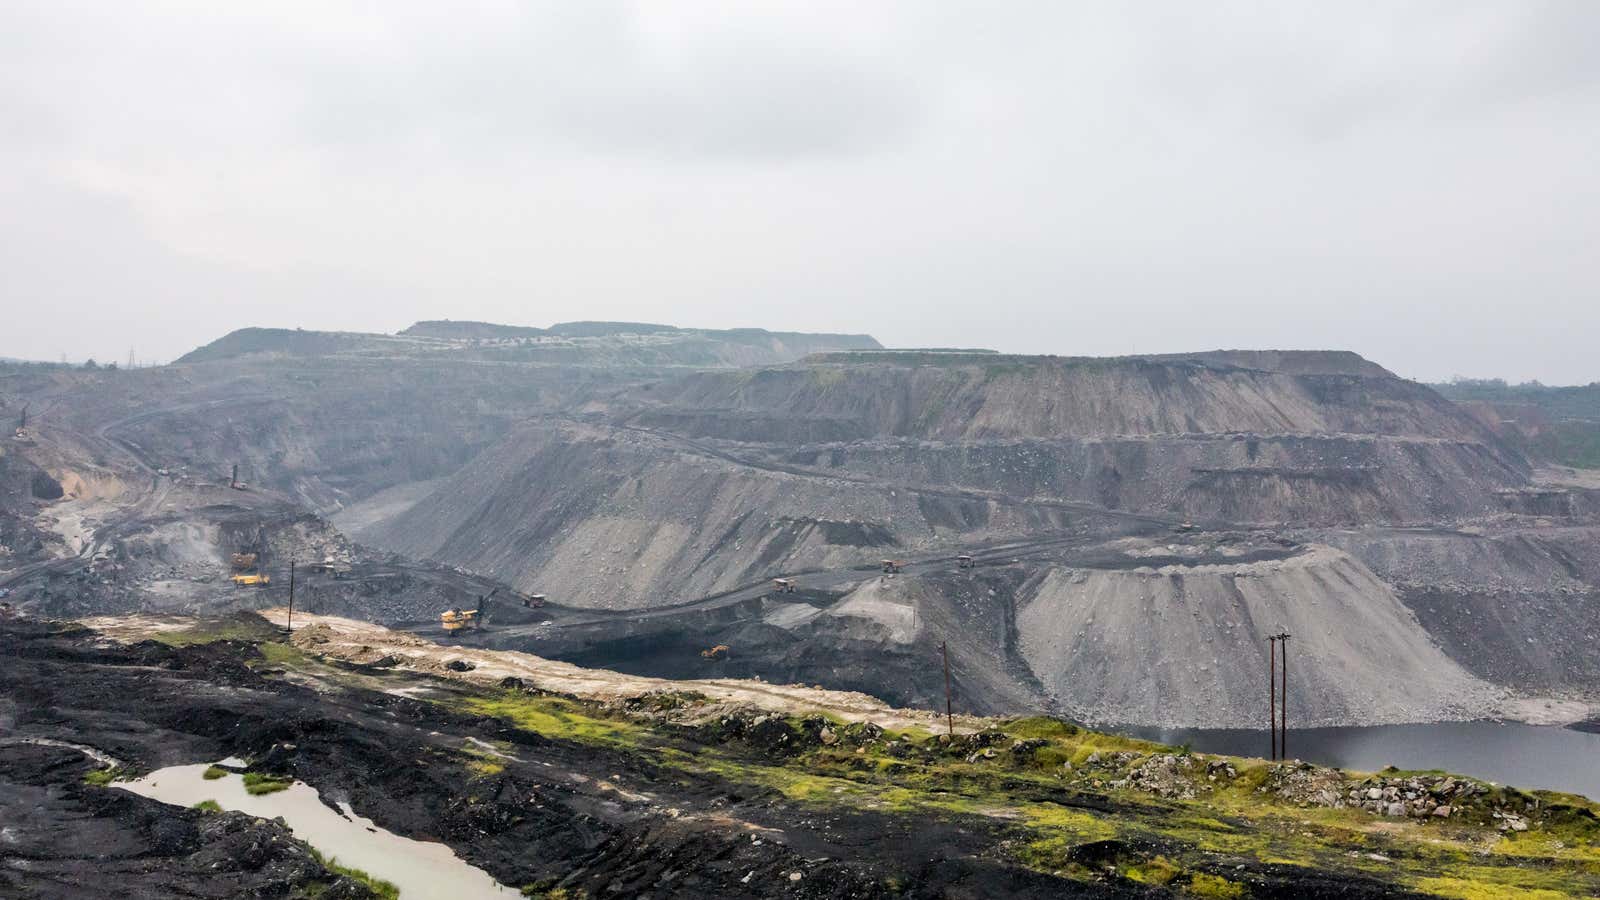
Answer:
[3,2,1598,383]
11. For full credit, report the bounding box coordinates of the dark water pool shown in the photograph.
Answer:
[1113,721,1600,799]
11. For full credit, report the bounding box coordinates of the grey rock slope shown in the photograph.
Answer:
[367,351,1537,605]
[1012,543,1498,727]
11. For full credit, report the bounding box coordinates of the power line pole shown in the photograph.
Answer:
[1279,632,1291,760]
[1268,635,1279,761]
[286,558,296,635]
[941,641,954,737]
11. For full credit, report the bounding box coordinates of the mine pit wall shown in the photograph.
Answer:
[360,422,1103,611]
[777,433,1529,526]
[1011,546,1502,728]
[361,417,1540,612]
[213,510,351,575]
[1321,526,1600,691]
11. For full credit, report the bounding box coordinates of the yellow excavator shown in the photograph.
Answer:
[230,551,268,587]
[441,607,478,634]
[442,588,496,636]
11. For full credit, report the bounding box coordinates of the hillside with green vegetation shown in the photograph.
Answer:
[1435,379,1600,468]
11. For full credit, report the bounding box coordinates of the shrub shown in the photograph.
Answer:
[242,772,292,795]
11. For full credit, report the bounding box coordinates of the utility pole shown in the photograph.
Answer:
[230,464,238,489]
[1279,632,1291,760]
[286,558,295,635]
[1268,635,1279,761]
[941,641,954,737]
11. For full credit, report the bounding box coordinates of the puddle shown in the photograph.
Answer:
[118,763,515,898]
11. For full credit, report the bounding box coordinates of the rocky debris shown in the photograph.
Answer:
[444,658,476,672]
[1258,762,1351,808]
[1124,753,1213,800]
[1254,761,1552,827]
[1494,810,1532,832]
[1057,751,1239,799]
[1335,772,1497,820]
[1009,738,1051,760]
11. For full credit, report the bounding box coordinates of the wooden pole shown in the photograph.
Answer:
[286,559,295,634]
[1280,633,1290,761]
[1269,636,1278,761]
[941,641,954,737]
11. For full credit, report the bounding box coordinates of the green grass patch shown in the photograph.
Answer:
[192,799,222,812]
[1001,716,1081,740]
[151,613,285,647]
[203,765,229,780]
[242,772,293,795]
[458,691,638,746]
[308,847,399,900]
[1186,872,1247,898]
[1125,855,1182,886]
[1414,876,1570,900]
[463,748,506,779]
[82,768,119,786]
[256,641,310,667]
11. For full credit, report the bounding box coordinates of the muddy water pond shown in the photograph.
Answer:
[119,763,515,898]
[1116,721,1600,799]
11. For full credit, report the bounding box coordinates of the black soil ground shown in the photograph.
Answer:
[0,617,1436,899]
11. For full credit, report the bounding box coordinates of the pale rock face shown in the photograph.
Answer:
[1014,546,1501,728]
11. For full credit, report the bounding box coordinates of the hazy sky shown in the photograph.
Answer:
[3,2,1597,383]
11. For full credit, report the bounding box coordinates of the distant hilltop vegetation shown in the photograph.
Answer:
[175,321,881,367]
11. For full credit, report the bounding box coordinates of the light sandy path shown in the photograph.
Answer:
[251,609,981,733]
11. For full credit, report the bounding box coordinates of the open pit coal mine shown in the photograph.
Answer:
[4,325,1600,897]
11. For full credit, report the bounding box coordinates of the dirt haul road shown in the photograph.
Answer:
[255,609,981,734]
